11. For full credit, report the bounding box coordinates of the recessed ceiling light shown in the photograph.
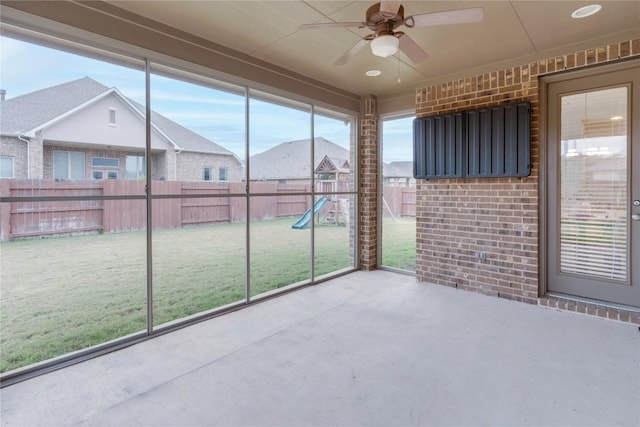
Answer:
[366,70,382,77]
[571,4,602,19]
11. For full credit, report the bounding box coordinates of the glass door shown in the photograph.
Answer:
[547,63,639,306]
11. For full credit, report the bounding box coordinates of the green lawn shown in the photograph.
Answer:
[0,217,414,373]
[381,217,416,271]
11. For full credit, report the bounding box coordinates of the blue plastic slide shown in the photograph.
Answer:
[291,197,330,229]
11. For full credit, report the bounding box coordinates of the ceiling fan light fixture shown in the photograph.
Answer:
[571,4,602,18]
[370,34,399,57]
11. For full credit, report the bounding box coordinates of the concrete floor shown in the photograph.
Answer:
[1,270,639,426]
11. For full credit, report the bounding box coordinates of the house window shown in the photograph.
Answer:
[0,156,14,178]
[92,170,119,180]
[108,108,116,126]
[91,157,119,168]
[126,155,145,180]
[218,167,229,182]
[53,150,85,180]
[202,167,212,181]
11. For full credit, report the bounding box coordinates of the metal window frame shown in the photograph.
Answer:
[218,167,229,182]
[125,154,145,179]
[0,31,359,387]
[53,149,85,180]
[91,156,120,168]
[202,166,213,181]
[378,114,417,275]
[108,107,116,126]
[0,156,14,178]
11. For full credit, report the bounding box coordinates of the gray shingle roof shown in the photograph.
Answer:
[250,137,349,180]
[0,77,108,135]
[127,99,234,155]
[0,77,234,156]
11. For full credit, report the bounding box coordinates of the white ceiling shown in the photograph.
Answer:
[107,1,640,98]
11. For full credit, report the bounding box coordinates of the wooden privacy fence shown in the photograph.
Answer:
[383,186,416,218]
[0,180,312,241]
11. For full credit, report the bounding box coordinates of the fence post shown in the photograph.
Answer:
[0,180,11,241]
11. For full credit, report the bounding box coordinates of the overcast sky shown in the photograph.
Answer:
[0,35,413,163]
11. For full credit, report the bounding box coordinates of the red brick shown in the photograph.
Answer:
[412,39,639,313]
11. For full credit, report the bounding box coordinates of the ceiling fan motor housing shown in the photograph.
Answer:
[366,2,405,32]
[301,1,483,65]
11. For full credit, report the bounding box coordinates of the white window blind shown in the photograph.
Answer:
[560,157,627,281]
[559,87,628,282]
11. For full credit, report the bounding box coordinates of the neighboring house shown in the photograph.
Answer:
[0,77,242,182]
[382,161,415,187]
[249,137,352,188]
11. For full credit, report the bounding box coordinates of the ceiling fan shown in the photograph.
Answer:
[300,1,484,65]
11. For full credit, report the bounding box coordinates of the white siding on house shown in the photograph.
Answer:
[41,93,173,152]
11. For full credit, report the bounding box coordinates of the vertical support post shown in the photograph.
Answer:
[245,87,251,304]
[310,105,315,281]
[359,95,379,270]
[145,60,154,333]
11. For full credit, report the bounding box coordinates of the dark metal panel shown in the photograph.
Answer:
[466,111,480,176]
[492,106,505,176]
[414,101,529,180]
[425,117,435,177]
[466,101,531,178]
[517,102,531,176]
[504,104,518,176]
[413,114,463,179]
[444,113,464,177]
[413,118,426,178]
[433,117,443,177]
[480,109,492,176]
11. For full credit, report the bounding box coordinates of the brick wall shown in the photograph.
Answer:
[414,38,640,305]
[28,136,43,179]
[359,95,378,270]
[176,151,243,182]
[37,145,242,182]
[0,137,28,179]
[43,146,156,180]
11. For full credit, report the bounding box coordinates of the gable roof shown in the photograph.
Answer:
[0,77,107,136]
[249,137,349,180]
[315,155,350,174]
[0,77,235,157]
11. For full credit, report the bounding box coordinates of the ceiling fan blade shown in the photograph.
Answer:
[405,7,484,28]
[335,38,369,66]
[380,0,402,18]
[398,33,429,64]
[300,22,366,30]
